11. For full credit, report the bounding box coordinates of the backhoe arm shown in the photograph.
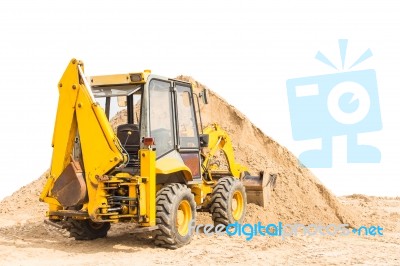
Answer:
[40,59,126,219]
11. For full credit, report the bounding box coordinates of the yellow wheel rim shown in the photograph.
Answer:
[176,200,192,236]
[231,190,244,221]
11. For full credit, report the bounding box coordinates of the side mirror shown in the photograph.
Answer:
[200,88,208,104]
[200,134,209,148]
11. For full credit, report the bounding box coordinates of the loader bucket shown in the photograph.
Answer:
[242,171,277,207]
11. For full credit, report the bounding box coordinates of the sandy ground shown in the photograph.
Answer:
[0,196,399,265]
[0,76,398,265]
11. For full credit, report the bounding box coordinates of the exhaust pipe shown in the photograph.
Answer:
[242,171,277,207]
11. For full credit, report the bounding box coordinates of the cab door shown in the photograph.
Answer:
[174,82,201,182]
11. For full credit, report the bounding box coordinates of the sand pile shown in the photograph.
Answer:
[0,76,363,228]
[0,171,48,226]
[176,76,362,227]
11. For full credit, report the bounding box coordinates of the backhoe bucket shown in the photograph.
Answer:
[242,171,277,207]
[51,159,87,207]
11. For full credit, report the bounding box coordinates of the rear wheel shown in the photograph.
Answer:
[68,219,111,240]
[154,183,196,249]
[210,176,247,226]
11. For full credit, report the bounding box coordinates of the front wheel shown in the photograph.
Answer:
[154,183,196,249]
[210,177,247,226]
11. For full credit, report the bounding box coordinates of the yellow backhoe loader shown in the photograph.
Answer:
[39,59,273,248]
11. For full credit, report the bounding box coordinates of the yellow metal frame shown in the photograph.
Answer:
[89,71,151,86]
[139,149,156,226]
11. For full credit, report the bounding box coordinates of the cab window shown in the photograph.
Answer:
[176,85,199,148]
[149,79,175,157]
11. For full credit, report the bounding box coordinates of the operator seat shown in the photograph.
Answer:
[117,124,140,169]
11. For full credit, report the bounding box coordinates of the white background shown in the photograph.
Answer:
[0,1,399,200]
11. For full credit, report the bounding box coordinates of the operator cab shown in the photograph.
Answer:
[90,73,203,183]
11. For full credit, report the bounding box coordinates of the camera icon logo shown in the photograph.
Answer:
[286,40,382,168]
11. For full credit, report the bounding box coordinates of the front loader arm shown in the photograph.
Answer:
[201,124,272,208]
[40,59,127,220]
[201,123,248,179]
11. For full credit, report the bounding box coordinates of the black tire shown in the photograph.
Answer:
[68,219,111,240]
[210,177,247,226]
[154,183,196,249]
